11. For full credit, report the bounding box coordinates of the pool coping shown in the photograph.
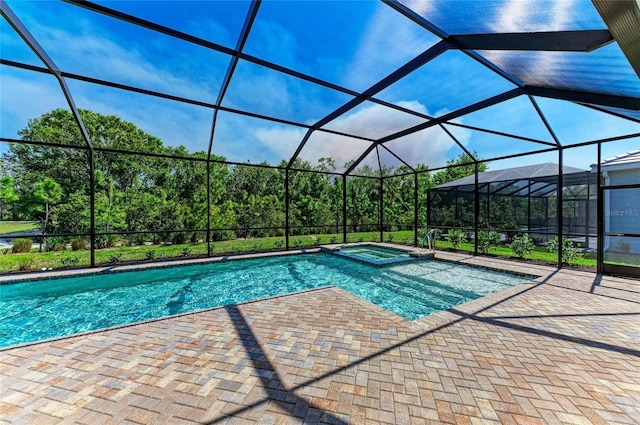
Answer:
[323,243,419,267]
[0,247,322,284]
[0,243,435,284]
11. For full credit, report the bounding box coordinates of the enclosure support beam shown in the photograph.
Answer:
[449,30,613,52]
[342,175,347,244]
[89,153,95,267]
[486,185,491,232]
[426,189,432,233]
[527,179,532,235]
[455,188,459,229]
[285,169,290,250]
[474,163,479,256]
[557,148,564,269]
[597,143,604,273]
[206,165,211,256]
[379,178,384,242]
[525,86,640,111]
[414,173,419,247]
[586,175,591,250]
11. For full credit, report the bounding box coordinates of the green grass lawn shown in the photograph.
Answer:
[433,240,597,267]
[0,230,416,273]
[0,229,620,273]
[0,221,39,234]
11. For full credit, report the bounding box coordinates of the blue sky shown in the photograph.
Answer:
[1,0,638,172]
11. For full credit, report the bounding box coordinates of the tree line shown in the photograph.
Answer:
[1,109,481,248]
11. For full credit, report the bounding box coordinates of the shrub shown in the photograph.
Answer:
[43,237,64,252]
[274,240,284,249]
[530,235,545,246]
[446,230,466,251]
[477,231,500,254]
[71,238,86,251]
[510,234,533,258]
[108,254,122,263]
[145,250,156,260]
[12,239,33,253]
[547,236,583,264]
[17,257,35,271]
[181,248,191,257]
[172,232,187,245]
[61,256,80,267]
[502,220,521,244]
[330,236,338,244]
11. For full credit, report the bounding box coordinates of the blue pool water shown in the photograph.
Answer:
[0,254,534,348]
[332,245,416,266]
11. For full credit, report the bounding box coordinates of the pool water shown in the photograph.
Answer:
[333,245,415,266]
[0,254,534,347]
[340,246,409,259]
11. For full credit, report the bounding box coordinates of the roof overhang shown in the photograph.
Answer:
[592,0,640,78]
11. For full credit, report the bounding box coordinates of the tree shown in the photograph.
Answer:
[429,153,488,228]
[432,152,487,186]
[33,177,62,234]
[0,176,19,221]
[345,164,378,233]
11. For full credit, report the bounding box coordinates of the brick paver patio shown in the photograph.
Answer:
[1,253,639,424]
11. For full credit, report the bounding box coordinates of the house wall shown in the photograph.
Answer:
[604,168,640,254]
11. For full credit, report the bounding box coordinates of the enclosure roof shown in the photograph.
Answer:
[434,163,588,189]
[1,0,639,176]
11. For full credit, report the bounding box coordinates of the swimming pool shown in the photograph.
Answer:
[0,254,534,348]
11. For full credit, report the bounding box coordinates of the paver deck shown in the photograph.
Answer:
[1,252,639,424]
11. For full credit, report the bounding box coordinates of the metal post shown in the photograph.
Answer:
[585,173,590,250]
[379,178,384,242]
[454,187,459,223]
[527,179,532,234]
[474,163,479,256]
[342,175,347,243]
[206,164,211,256]
[426,189,431,230]
[596,143,603,273]
[414,172,418,246]
[486,184,491,227]
[285,169,290,250]
[557,148,564,269]
[89,151,95,267]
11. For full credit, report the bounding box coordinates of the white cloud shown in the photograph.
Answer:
[22,11,224,102]
[69,81,213,152]
[384,125,471,170]
[482,0,576,87]
[298,132,373,172]
[0,70,69,139]
[253,125,307,162]
[496,0,573,32]
[251,100,469,171]
[324,100,427,140]
[345,2,437,90]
